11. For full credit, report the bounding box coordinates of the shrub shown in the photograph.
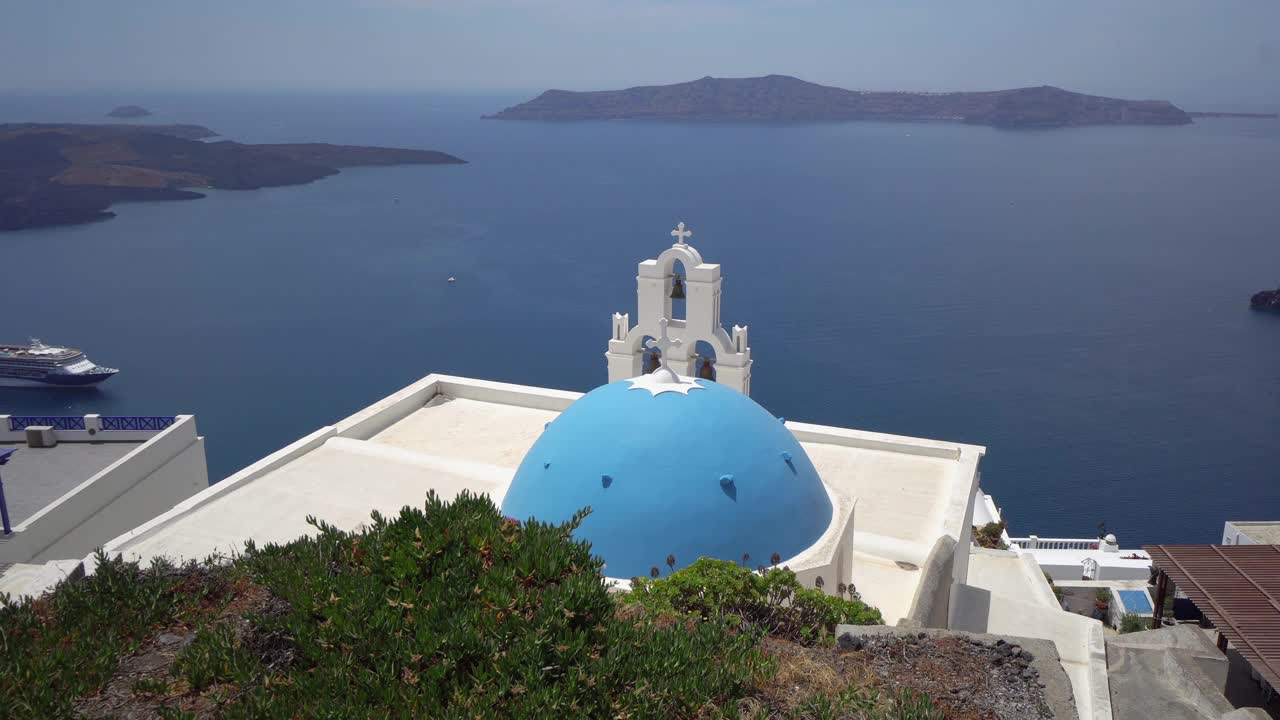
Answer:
[0,552,238,718]
[1042,571,1065,603]
[1118,613,1148,634]
[973,521,1008,550]
[0,493,919,719]
[744,685,945,720]
[173,624,260,691]
[222,491,769,717]
[624,557,883,644]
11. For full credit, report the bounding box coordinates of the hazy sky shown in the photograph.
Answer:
[4,0,1277,106]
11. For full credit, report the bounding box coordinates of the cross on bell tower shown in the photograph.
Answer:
[604,221,754,396]
[670,221,693,246]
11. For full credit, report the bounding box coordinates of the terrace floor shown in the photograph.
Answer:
[0,441,142,526]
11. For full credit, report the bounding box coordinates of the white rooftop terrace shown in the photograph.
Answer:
[0,441,143,527]
[1223,520,1280,545]
[0,415,208,599]
[103,374,984,626]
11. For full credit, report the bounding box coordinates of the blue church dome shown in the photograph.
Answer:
[501,379,834,579]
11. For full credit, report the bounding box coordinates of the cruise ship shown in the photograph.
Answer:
[0,339,119,387]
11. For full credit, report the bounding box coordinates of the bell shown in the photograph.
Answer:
[698,357,715,381]
[645,352,661,375]
[669,275,686,300]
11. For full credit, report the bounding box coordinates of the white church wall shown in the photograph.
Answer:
[781,491,858,595]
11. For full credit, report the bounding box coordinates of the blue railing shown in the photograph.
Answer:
[8,416,87,431]
[100,416,176,432]
[5,416,177,432]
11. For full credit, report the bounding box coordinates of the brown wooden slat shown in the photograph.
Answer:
[1143,544,1280,691]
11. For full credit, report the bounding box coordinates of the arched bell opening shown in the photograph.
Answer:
[694,340,717,382]
[668,260,687,320]
[640,336,661,375]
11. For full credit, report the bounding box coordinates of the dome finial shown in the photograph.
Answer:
[629,318,703,396]
[645,318,682,383]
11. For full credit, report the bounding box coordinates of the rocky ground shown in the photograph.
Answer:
[754,631,1057,720]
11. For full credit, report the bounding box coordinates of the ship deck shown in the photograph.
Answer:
[0,346,81,362]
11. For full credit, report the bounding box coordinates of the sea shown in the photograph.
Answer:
[2,91,1278,546]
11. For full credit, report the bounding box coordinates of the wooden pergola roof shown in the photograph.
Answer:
[1144,544,1280,689]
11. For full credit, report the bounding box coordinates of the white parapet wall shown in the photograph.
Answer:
[775,493,858,594]
[0,416,209,565]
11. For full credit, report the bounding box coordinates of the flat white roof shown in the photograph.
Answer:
[104,375,984,624]
[1227,521,1280,545]
[370,395,556,470]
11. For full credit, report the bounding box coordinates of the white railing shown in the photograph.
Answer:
[1008,536,1101,551]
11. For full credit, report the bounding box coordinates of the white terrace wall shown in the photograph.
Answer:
[1,416,208,565]
[784,420,985,627]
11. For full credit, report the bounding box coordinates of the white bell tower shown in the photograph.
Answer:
[605,222,753,396]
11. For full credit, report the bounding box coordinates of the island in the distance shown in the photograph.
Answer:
[0,123,465,231]
[486,75,1198,128]
[107,105,152,118]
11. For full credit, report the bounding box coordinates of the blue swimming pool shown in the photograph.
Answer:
[1118,590,1153,614]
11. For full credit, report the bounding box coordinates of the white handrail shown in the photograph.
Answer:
[1007,536,1102,550]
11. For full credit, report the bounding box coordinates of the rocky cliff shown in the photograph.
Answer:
[1251,289,1280,313]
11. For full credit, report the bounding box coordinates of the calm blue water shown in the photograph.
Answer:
[2,92,1278,545]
